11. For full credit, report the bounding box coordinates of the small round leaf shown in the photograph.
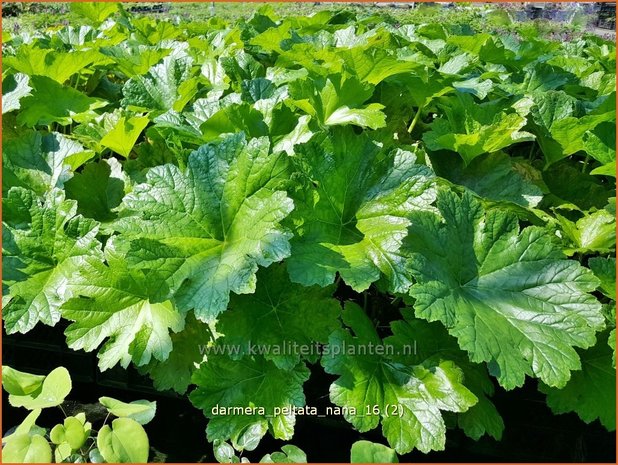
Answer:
[99,396,156,425]
[50,424,66,445]
[97,417,149,463]
[9,367,72,410]
[3,433,53,463]
[64,416,89,449]
[2,366,45,396]
[213,440,236,463]
[54,442,73,463]
[89,448,105,463]
[350,440,398,463]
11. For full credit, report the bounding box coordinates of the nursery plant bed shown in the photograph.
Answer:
[2,2,615,463]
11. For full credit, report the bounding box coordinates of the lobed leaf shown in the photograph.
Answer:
[405,190,604,389]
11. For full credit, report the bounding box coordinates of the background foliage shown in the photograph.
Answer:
[2,2,616,462]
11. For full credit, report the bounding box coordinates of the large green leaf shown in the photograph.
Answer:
[114,133,293,322]
[272,115,313,156]
[64,159,127,222]
[289,73,386,129]
[52,25,101,47]
[218,264,341,369]
[62,242,184,371]
[540,332,616,431]
[2,73,32,114]
[287,128,436,293]
[543,161,613,211]
[17,76,107,127]
[3,188,102,334]
[589,256,616,300]
[100,43,171,78]
[122,55,195,112]
[322,302,477,454]
[72,110,124,154]
[423,94,534,165]
[3,130,93,196]
[429,151,543,208]
[585,122,616,177]
[127,16,182,45]
[190,356,310,448]
[220,49,265,83]
[138,314,212,394]
[338,46,423,86]
[405,190,604,389]
[199,103,269,141]
[589,257,617,368]
[385,314,504,441]
[528,91,615,167]
[554,202,616,256]
[0,7,615,458]
[4,46,104,84]
[100,115,150,158]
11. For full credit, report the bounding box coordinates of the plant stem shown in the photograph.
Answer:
[407,104,424,134]
[85,437,97,455]
[581,154,590,173]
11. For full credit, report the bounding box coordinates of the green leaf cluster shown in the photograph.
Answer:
[2,366,154,463]
[2,4,615,460]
